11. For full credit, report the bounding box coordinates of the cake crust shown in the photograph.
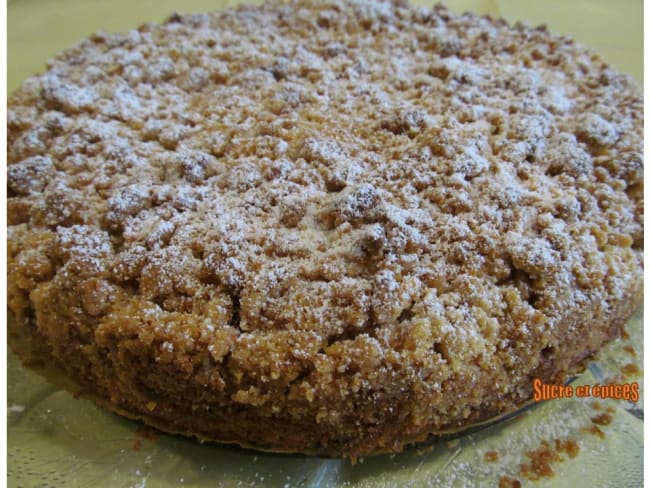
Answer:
[7,0,643,457]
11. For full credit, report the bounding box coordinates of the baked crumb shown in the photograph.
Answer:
[498,475,522,488]
[554,438,579,458]
[620,363,641,377]
[622,345,636,356]
[583,425,606,439]
[518,437,579,480]
[520,440,560,480]
[484,450,498,462]
[590,413,613,426]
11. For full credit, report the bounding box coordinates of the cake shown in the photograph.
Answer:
[7,0,643,458]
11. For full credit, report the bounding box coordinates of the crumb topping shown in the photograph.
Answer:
[7,0,643,456]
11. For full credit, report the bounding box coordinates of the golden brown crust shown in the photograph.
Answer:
[7,0,643,457]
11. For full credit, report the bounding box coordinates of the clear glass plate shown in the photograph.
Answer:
[7,1,643,486]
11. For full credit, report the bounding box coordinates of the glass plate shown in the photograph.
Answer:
[7,1,643,486]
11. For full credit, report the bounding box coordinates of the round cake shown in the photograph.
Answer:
[7,0,643,457]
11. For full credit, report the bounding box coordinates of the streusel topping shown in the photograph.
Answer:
[8,0,642,456]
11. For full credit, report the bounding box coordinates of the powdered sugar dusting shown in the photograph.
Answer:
[7,0,642,457]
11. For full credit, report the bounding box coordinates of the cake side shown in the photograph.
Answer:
[8,281,642,457]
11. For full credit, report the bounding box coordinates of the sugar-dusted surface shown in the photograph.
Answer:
[7,0,643,456]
